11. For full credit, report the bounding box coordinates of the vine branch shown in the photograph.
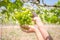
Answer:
[31,0,60,8]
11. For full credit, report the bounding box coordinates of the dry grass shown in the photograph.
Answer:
[0,24,60,40]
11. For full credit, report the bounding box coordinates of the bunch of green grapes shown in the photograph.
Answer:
[15,7,34,25]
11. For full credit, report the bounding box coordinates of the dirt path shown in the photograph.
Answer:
[0,24,60,40]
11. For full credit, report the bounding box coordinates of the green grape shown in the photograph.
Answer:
[15,8,33,26]
[22,7,26,11]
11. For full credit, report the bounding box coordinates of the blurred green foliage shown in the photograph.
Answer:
[0,0,23,24]
[0,0,60,25]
